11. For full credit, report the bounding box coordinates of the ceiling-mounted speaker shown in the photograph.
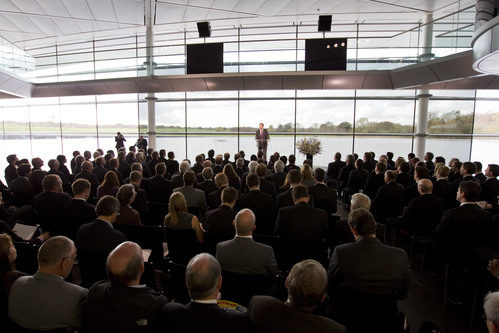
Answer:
[318,15,332,32]
[197,21,211,38]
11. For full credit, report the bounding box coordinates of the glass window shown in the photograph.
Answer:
[296,99,354,134]
[427,100,474,134]
[470,137,499,168]
[354,135,413,160]
[426,136,471,162]
[473,100,499,134]
[355,99,415,133]
[295,134,353,167]
[156,101,185,133]
[96,102,138,134]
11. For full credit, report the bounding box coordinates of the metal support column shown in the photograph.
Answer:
[145,0,156,149]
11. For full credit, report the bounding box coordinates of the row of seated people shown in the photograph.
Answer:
[0,203,418,333]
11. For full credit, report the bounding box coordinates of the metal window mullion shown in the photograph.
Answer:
[352,90,357,154]
[469,89,477,162]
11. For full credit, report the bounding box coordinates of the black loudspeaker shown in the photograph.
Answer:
[197,22,211,38]
[187,43,223,74]
[318,15,332,32]
[305,38,347,71]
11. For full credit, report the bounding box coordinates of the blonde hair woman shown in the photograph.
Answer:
[301,164,316,188]
[164,192,204,243]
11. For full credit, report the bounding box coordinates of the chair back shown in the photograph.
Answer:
[277,237,328,270]
[221,270,277,306]
[13,242,40,275]
[78,252,108,288]
[114,224,165,262]
[147,201,169,226]
[164,228,196,263]
[163,261,189,304]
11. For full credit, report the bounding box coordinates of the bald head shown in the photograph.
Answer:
[186,253,221,300]
[417,179,433,195]
[107,241,144,287]
[235,209,256,236]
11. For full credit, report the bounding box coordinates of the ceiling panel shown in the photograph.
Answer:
[86,0,117,22]
[1,13,42,33]
[29,16,62,35]
[155,3,186,24]
[10,0,45,13]
[113,0,144,25]
[61,0,95,20]
[34,0,70,17]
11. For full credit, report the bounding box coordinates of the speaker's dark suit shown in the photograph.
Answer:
[34,191,72,234]
[82,281,169,333]
[76,219,126,256]
[255,129,270,161]
[308,183,337,214]
[248,296,346,333]
[433,203,491,258]
[274,202,327,241]
[197,179,218,200]
[203,204,236,236]
[266,172,286,192]
[160,301,251,333]
[327,160,346,182]
[61,198,96,240]
[75,170,100,201]
[4,164,17,187]
[432,178,457,209]
[372,181,405,221]
[236,189,275,234]
[216,237,278,276]
[481,177,499,205]
[147,175,173,203]
[10,177,34,207]
[363,172,385,199]
[401,193,444,236]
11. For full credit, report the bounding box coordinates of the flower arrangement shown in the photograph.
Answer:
[296,137,322,156]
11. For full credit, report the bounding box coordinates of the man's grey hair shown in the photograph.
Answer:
[484,291,499,327]
[180,160,191,173]
[351,193,371,210]
[274,160,284,173]
[186,253,221,300]
[135,152,145,162]
[202,167,213,180]
[287,259,327,308]
[248,161,259,173]
[37,236,74,267]
[236,158,244,168]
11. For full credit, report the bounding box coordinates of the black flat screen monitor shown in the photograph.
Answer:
[305,38,347,71]
[187,43,223,74]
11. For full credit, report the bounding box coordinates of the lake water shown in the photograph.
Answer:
[0,134,497,183]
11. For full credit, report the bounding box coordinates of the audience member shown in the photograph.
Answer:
[147,162,173,203]
[197,167,218,199]
[93,156,107,183]
[174,170,208,217]
[372,170,405,221]
[4,155,18,187]
[249,259,345,333]
[164,192,204,243]
[363,162,387,199]
[216,209,277,276]
[256,163,276,196]
[326,152,346,186]
[115,184,141,226]
[0,234,24,327]
[208,173,229,209]
[10,163,34,207]
[484,292,499,333]
[9,236,88,331]
[203,187,238,237]
[308,167,337,215]
[97,171,120,199]
[433,165,458,209]
[337,154,355,193]
[481,164,499,206]
[396,161,414,188]
[129,171,148,221]
[276,169,303,210]
[160,253,251,332]
[266,160,286,190]
[81,242,169,332]
[29,157,46,195]
[474,161,487,183]
[223,163,241,191]
[61,179,96,240]
[34,174,72,234]
[284,154,299,173]
[76,161,100,201]
[108,158,124,185]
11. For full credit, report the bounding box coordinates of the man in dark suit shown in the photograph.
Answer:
[4,154,18,187]
[473,161,487,183]
[481,164,499,206]
[81,242,169,332]
[308,168,337,215]
[174,170,208,217]
[424,152,435,174]
[403,165,430,206]
[70,150,80,175]
[276,169,302,211]
[216,208,277,276]
[328,208,410,332]
[29,157,46,195]
[203,187,238,237]
[283,154,299,174]
[343,159,370,204]
[75,161,100,202]
[249,259,346,333]
[129,171,148,222]
[266,160,286,191]
[396,161,414,188]
[197,167,218,199]
[255,123,270,162]
[76,195,126,258]
[337,154,355,193]
[275,185,328,242]
[61,179,96,240]
[454,161,478,189]
[136,135,147,151]
[401,179,443,236]
[147,163,173,203]
[10,163,34,207]
[256,163,275,197]
[34,174,72,234]
[236,173,275,234]
[172,160,191,189]
[371,170,405,222]
[433,165,458,209]
[160,253,251,332]
[191,155,204,175]
[433,181,491,303]
[326,152,346,187]
[108,158,123,185]
[47,159,68,185]
[208,173,228,210]
[93,157,108,183]
[363,162,387,199]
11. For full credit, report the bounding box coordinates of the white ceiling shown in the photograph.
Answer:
[0,0,476,52]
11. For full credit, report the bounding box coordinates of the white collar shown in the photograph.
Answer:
[236,235,252,239]
[130,284,147,288]
[73,197,86,201]
[460,202,475,206]
[192,299,218,304]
